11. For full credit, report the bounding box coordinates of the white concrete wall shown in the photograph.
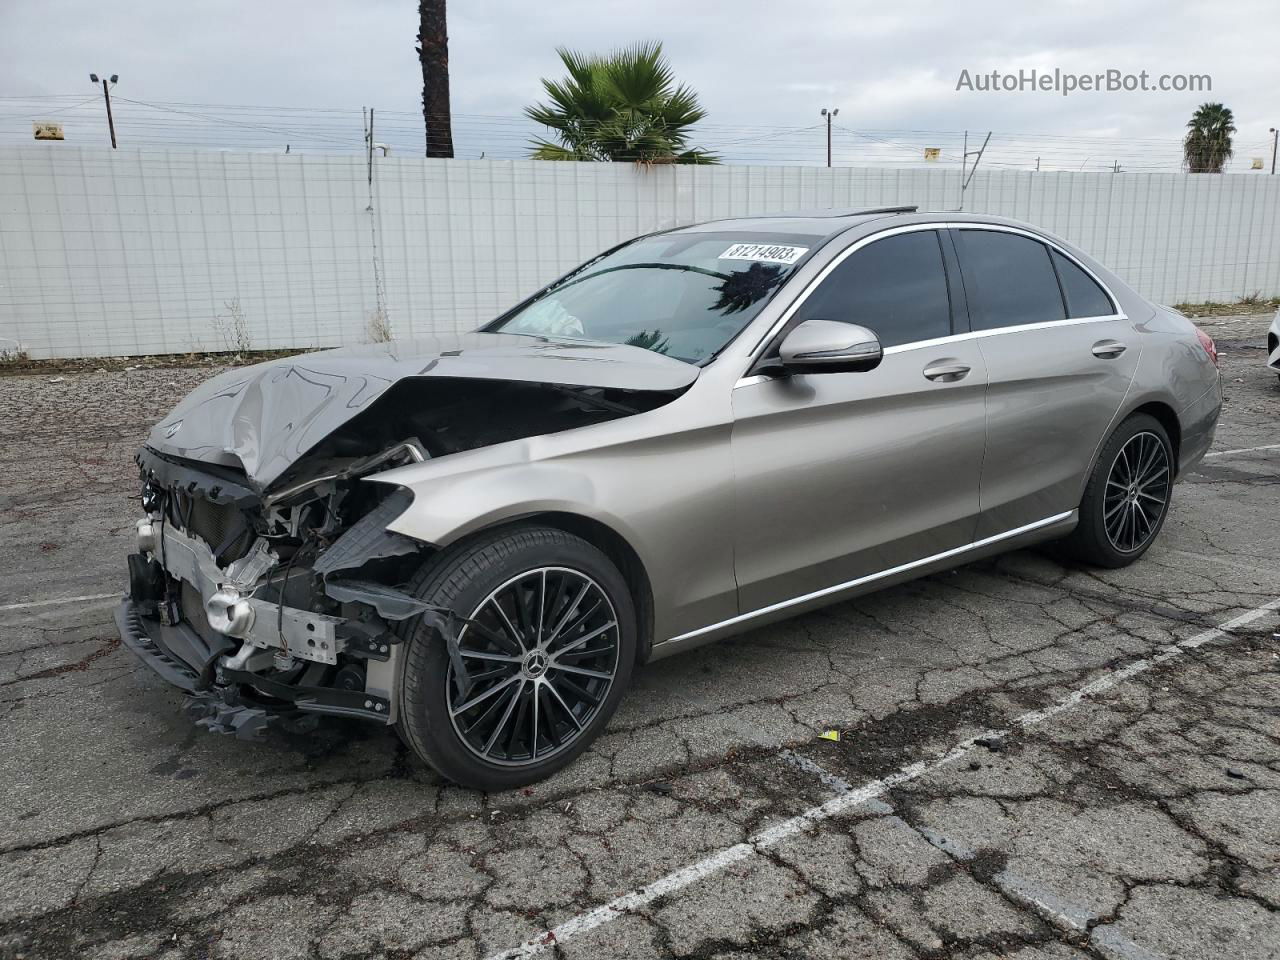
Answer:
[2,145,1278,359]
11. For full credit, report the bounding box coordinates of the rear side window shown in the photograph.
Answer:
[1052,250,1114,318]
[794,231,951,348]
[955,230,1065,331]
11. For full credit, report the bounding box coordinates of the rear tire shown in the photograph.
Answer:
[1063,413,1174,568]
[395,524,636,791]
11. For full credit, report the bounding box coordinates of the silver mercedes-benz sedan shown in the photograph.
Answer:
[117,207,1222,789]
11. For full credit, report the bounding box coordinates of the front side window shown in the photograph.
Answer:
[955,230,1066,330]
[1052,250,1115,318]
[489,231,814,364]
[791,231,952,348]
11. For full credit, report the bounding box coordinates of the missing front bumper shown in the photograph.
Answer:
[115,599,393,735]
[155,521,344,666]
[119,480,422,738]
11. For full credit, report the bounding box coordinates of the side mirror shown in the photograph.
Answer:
[776,319,883,374]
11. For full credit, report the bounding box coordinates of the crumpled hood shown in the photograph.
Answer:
[146,332,698,488]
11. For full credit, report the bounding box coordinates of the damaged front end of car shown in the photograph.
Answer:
[118,440,443,738]
[115,337,695,741]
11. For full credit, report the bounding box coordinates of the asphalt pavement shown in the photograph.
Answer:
[0,313,1276,960]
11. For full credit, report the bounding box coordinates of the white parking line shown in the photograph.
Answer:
[1166,549,1280,577]
[779,748,854,794]
[1203,442,1280,459]
[486,597,1280,960]
[0,592,118,612]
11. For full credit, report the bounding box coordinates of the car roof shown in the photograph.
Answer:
[671,208,1067,243]
[671,207,921,239]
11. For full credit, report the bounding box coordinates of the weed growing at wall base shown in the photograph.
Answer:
[211,298,252,354]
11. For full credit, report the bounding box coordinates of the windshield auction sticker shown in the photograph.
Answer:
[719,243,809,265]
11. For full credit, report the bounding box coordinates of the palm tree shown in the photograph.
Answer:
[417,0,453,158]
[525,42,718,164]
[1183,103,1235,173]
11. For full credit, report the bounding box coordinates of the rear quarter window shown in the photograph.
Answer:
[1051,250,1115,318]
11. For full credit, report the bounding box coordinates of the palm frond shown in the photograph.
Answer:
[604,41,676,109]
[676,148,720,165]
[524,41,713,165]
[555,47,603,88]
[528,138,599,161]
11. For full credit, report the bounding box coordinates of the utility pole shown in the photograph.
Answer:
[89,73,118,148]
[365,108,376,190]
[1270,128,1278,175]
[820,107,838,167]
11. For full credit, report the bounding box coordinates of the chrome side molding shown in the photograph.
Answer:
[663,510,1077,645]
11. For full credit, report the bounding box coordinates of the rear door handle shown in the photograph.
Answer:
[1092,339,1127,359]
[922,361,970,382]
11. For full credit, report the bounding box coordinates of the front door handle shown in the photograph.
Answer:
[923,360,971,382]
[1092,339,1127,359]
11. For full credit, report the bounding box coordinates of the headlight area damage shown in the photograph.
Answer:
[116,368,687,740]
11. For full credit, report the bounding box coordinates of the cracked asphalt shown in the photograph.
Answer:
[0,313,1277,960]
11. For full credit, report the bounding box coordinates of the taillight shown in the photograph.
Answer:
[1194,327,1218,366]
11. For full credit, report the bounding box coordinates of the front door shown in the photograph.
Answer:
[730,228,989,614]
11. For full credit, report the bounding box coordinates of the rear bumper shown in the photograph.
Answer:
[1177,376,1222,476]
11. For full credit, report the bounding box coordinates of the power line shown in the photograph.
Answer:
[2,95,1271,172]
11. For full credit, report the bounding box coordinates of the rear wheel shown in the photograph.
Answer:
[1063,413,1174,568]
[396,524,636,790]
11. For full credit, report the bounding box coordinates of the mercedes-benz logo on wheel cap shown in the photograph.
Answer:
[523,651,548,678]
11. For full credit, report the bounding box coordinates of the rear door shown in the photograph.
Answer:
[730,227,988,613]
[950,227,1140,539]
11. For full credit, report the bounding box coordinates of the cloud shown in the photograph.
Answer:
[1,0,1276,170]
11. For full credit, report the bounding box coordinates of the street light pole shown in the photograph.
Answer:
[1270,128,1277,175]
[820,107,839,167]
[89,73,119,148]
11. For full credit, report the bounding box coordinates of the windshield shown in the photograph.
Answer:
[488,231,815,364]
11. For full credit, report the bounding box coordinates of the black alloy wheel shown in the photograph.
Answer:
[1063,413,1175,568]
[396,524,637,791]
[1102,430,1172,554]
[447,566,620,765]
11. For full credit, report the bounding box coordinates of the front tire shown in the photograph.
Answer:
[1063,413,1174,568]
[396,524,636,791]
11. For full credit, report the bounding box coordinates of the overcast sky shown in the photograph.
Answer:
[2,0,1278,170]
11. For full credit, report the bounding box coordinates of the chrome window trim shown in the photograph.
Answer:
[954,221,1121,318]
[662,509,1076,644]
[743,219,1126,366]
[881,313,1123,355]
[734,313,1124,388]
